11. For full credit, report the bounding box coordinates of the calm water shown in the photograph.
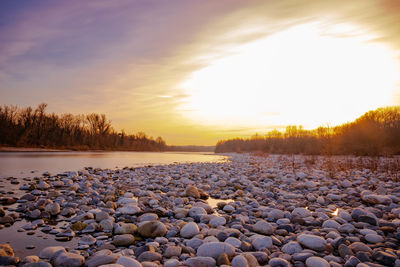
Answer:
[0,151,228,178]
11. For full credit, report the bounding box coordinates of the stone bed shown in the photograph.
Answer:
[0,154,399,267]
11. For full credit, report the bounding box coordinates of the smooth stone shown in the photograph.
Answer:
[188,207,207,217]
[223,205,235,212]
[297,234,327,251]
[116,256,142,267]
[224,237,241,248]
[253,220,274,235]
[39,246,66,259]
[186,186,201,198]
[187,238,204,250]
[364,234,384,243]
[209,217,226,228]
[138,221,167,238]
[361,193,392,205]
[0,215,14,224]
[338,244,354,258]
[100,220,114,232]
[164,246,182,258]
[114,223,138,235]
[79,235,96,246]
[305,256,330,267]
[164,259,179,267]
[180,222,200,238]
[281,241,302,255]
[54,252,85,267]
[252,236,273,250]
[231,255,248,267]
[138,213,158,222]
[23,262,53,267]
[185,256,216,267]
[137,252,162,262]
[322,219,340,229]
[292,208,311,218]
[117,204,141,215]
[293,252,313,261]
[349,242,372,253]
[269,258,291,267]
[45,203,60,216]
[23,255,39,263]
[95,211,110,222]
[86,255,119,267]
[196,242,235,260]
[113,234,135,246]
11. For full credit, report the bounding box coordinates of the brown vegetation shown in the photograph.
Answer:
[215,106,400,156]
[0,104,166,151]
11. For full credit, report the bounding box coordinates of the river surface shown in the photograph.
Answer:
[0,151,228,178]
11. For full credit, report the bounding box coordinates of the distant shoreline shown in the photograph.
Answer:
[0,146,216,153]
[0,146,72,152]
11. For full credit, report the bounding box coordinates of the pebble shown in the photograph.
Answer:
[196,242,235,259]
[112,234,135,246]
[54,252,85,267]
[138,221,167,238]
[0,154,398,267]
[180,222,200,238]
[297,234,327,251]
[253,220,274,235]
[185,256,216,267]
[305,256,330,267]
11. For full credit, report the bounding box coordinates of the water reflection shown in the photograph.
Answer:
[0,151,228,178]
[331,208,339,216]
[207,197,234,209]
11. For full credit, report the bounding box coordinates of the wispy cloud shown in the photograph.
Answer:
[0,0,399,144]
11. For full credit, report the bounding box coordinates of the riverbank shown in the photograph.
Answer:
[0,147,70,152]
[0,154,399,266]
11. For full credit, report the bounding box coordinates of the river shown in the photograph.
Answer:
[0,151,228,178]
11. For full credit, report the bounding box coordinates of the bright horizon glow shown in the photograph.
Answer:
[179,22,400,130]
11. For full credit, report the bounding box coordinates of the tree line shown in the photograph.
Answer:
[0,104,166,151]
[215,106,400,156]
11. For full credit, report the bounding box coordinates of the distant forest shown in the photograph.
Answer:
[0,104,166,151]
[216,107,400,156]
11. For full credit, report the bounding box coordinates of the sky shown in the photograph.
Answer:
[1,0,400,145]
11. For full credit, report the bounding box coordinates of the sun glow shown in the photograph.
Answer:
[179,22,400,129]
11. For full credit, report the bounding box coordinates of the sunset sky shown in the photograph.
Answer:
[1,0,400,145]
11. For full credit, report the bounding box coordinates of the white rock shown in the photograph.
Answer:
[224,237,241,248]
[185,256,216,267]
[209,217,226,228]
[188,207,207,217]
[292,208,311,218]
[252,236,272,250]
[196,242,235,259]
[305,256,330,267]
[54,252,85,267]
[253,220,274,235]
[365,234,384,243]
[281,241,302,255]
[297,234,326,251]
[322,219,340,229]
[117,204,141,215]
[180,222,200,238]
[39,246,66,259]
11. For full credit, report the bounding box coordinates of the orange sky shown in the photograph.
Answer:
[1,0,400,145]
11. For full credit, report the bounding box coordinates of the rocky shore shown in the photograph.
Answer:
[0,154,399,267]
